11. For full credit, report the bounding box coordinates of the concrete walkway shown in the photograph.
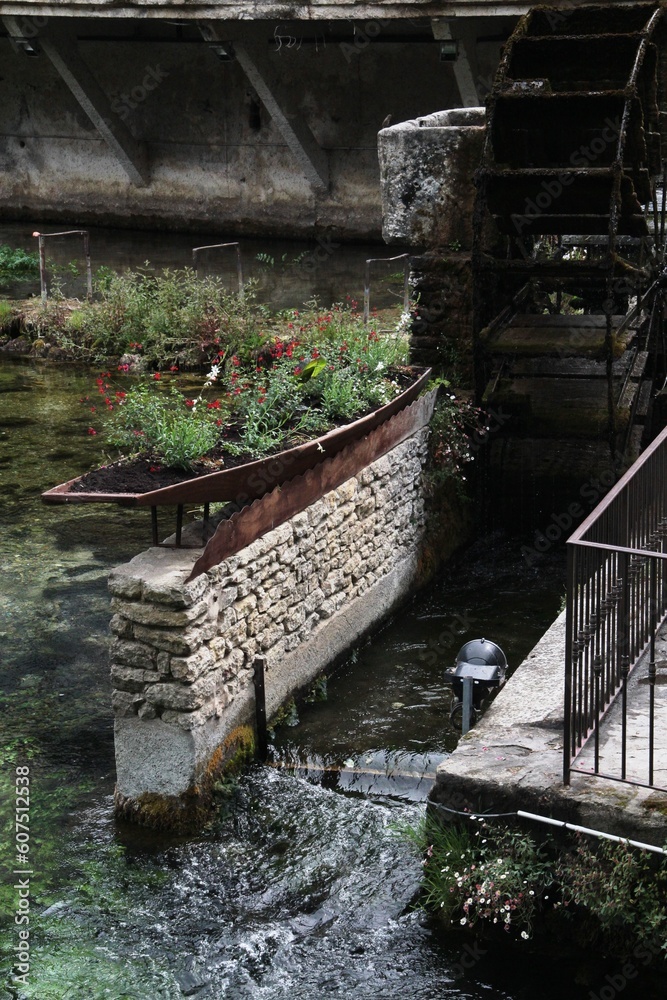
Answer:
[431,611,667,847]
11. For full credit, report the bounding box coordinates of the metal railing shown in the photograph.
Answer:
[564,421,667,790]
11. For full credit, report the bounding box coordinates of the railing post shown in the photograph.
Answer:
[564,542,575,785]
[619,551,630,780]
[253,655,269,762]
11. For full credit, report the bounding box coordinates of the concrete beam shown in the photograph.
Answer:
[0,4,537,20]
[200,23,329,195]
[431,19,480,108]
[2,16,149,186]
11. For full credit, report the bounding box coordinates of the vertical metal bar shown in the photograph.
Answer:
[564,542,575,784]
[175,504,183,548]
[38,234,47,303]
[151,506,158,547]
[593,655,602,773]
[203,501,210,545]
[402,256,410,316]
[649,557,657,786]
[82,230,93,300]
[461,676,474,736]
[253,655,268,761]
[363,259,371,324]
[619,551,630,780]
[236,245,245,301]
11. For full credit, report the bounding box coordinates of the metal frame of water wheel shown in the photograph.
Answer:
[472,2,667,464]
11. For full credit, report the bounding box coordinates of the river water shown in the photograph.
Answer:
[0,230,655,999]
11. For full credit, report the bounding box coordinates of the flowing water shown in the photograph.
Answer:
[0,229,657,999]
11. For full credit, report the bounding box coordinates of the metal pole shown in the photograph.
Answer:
[82,230,93,300]
[253,655,268,761]
[37,234,47,304]
[461,676,474,735]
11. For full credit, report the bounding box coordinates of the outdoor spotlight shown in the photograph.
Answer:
[439,40,459,62]
[444,638,508,733]
[210,41,234,62]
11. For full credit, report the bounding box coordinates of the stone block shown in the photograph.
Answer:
[270,522,294,547]
[144,670,220,712]
[170,646,214,683]
[110,597,210,628]
[234,593,258,618]
[109,614,134,639]
[285,605,306,634]
[157,651,171,676]
[112,690,143,717]
[110,639,157,670]
[218,586,237,610]
[261,623,285,651]
[111,664,158,693]
[304,588,325,614]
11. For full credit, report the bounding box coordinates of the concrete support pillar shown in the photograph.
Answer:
[2,16,149,186]
[200,22,329,195]
[431,19,480,108]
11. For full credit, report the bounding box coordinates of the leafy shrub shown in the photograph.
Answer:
[0,244,40,285]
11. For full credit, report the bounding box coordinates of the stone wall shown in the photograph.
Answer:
[109,426,431,827]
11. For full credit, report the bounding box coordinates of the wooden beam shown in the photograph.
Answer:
[3,16,150,186]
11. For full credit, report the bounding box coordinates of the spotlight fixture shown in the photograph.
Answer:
[439,40,459,62]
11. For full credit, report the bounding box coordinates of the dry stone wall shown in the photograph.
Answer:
[110,426,430,824]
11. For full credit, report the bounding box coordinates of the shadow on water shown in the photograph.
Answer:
[0,332,660,997]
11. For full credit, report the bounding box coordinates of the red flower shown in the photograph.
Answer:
[185,399,195,408]
[206,400,221,410]
[149,465,161,473]
[294,367,302,376]
[153,372,161,380]
[90,407,96,413]
[170,365,179,372]
[258,395,266,404]
[87,427,97,435]
[117,364,130,372]
[115,391,126,399]
[231,355,240,367]
[311,348,320,359]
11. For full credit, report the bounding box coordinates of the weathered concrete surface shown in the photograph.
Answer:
[0,16,509,236]
[431,610,667,847]
[0,25,463,237]
[0,3,542,19]
[379,107,485,250]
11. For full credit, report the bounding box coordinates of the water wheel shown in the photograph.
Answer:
[473,2,667,468]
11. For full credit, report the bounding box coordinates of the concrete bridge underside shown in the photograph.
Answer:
[0,5,527,237]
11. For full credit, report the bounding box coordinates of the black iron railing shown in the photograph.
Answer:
[564,421,667,790]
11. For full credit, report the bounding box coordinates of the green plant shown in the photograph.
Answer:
[0,244,40,286]
[106,377,223,470]
[425,384,488,495]
[413,816,553,938]
[61,266,268,367]
[406,815,667,954]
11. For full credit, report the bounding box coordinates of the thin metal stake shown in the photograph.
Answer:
[151,506,158,547]
[253,655,268,761]
[461,676,474,736]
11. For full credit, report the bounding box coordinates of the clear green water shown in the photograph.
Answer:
[0,352,656,997]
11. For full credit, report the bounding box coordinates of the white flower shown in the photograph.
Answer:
[375,361,385,371]
[460,917,467,925]
[521,931,529,940]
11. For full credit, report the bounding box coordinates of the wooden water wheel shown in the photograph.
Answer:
[473,2,667,468]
